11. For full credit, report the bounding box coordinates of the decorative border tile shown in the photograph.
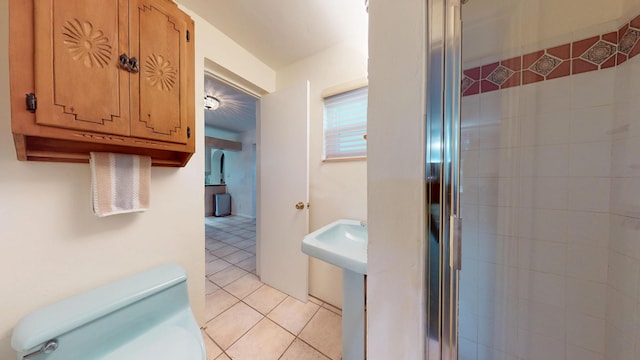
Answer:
[462,14,640,96]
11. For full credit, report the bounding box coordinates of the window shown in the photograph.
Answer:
[323,86,368,160]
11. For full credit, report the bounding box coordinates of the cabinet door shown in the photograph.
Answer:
[129,0,191,144]
[34,0,130,135]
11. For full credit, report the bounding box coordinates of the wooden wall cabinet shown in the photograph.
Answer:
[9,0,195,167]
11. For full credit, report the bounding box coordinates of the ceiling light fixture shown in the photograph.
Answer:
[204,95,220,110]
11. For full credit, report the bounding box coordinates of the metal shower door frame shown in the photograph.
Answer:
[425,0,463,359]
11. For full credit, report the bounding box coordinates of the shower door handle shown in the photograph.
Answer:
[450,215,462,270]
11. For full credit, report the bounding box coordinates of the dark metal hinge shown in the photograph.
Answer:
[187,126,191,139]
[186,30,190,42]
[26,93,37,113]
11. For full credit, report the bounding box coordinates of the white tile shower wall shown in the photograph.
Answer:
[459,66,617,359]
[606,46,640,360]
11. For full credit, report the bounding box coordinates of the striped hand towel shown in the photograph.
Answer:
[90,152,151,217]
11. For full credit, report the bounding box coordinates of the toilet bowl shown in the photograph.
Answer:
[11,264,205,360]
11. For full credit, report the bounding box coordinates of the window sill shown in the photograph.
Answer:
[322,156,367,163]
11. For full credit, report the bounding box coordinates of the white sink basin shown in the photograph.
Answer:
[301,219,367,275]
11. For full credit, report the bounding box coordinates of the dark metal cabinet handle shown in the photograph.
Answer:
[118,54,139,73]
[119,53,130,71]
[128,57,139,73]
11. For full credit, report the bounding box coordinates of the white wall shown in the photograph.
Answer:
[459,69,617,360]
[606,46,640,360]
[463,0,625,65]
[624,0,640,15]
[276,43,368,307]
[224,129,256,218]
[367,0,427,358]
[0,1,274,358]
[0,2,203,357]
[204,126,242,141]
[457,54,640,360]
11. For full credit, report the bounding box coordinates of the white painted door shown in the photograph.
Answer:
[257,81,309,302]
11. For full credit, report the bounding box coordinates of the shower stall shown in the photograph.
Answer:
[428,0,640,359]
[367,0,640,358]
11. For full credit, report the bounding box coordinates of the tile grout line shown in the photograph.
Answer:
[203,288,240,324]
[281,304,336,359]
[241,285,289,316]
[206,217,339,359]
[210,282,330,357]
[201,326,227,358]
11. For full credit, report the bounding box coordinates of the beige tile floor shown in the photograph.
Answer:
[203,216,342,360]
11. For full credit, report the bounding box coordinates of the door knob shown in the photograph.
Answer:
[295,202,305,210]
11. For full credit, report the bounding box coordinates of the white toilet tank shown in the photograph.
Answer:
[11,264,205,360]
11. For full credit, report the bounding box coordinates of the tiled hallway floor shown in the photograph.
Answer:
[203,216,342,360]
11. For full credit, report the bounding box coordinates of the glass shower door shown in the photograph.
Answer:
[425,0,463,359]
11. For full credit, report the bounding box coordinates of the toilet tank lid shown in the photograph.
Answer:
[12,263,188,353]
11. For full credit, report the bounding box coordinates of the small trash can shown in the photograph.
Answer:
[214,193,231,216]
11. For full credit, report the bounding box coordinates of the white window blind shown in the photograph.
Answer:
[323,86,368,160]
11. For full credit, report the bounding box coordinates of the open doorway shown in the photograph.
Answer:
[202,69,312,305]
[203,72,259,274]
[201,71,341,359]
[203,74,258,219]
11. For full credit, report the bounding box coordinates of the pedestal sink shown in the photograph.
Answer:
[301,219,367,360]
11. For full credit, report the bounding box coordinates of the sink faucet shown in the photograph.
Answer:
[360,220,367,227]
